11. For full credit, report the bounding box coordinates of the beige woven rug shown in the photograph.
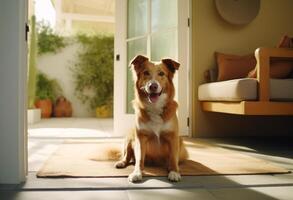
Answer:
[37,138,289,177]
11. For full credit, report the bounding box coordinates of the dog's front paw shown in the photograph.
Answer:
[168,171,181,182]
[128,170,142,182]
[114,160,127,168]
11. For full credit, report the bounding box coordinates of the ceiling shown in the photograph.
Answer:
[51,0,115,16]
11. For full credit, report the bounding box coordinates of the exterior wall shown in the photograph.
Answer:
[192,0,293,137]
[37,43,95,117]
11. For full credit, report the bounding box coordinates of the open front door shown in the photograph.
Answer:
[114,0,190,137]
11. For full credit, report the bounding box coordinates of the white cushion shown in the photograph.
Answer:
[198,78,257,101]
[198,78,293,101]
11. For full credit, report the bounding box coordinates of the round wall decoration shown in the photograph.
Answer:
[215,0,261,25]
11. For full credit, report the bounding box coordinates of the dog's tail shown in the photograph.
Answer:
[89,144,122,161]
[105,146,122,161]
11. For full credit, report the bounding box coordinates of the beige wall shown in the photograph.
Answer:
[192,0,293,137]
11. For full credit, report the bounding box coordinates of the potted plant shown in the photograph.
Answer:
[27,15,41,124]
[95,99,113,118]
[71,34,114,117]
[35,72,62,118]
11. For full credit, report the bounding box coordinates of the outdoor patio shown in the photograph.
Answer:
[28,118,113,171]
[26,0,115,173]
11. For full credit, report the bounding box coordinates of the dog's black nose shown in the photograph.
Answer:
[149,82,158,92]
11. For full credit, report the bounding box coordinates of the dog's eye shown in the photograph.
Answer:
[143,71,150,76]
[158,71,165,76]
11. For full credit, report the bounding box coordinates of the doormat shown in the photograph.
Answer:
[37,138,289,177]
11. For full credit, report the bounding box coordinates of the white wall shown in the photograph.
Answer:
[0,0,27,184]
[37,43,95,117]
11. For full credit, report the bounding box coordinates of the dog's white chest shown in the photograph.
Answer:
[136,94,173,137]
[139,115,172,137]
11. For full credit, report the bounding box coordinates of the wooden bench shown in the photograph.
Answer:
[200,47,293,115]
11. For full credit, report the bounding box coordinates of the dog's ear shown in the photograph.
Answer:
[161,58,180,73]
[130,55,149,73]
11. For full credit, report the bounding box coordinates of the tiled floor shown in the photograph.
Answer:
[1,119,293,199]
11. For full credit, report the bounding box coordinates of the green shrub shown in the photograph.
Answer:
[36,73,63,101]
[71,34,114,114]
[37,22,66,55]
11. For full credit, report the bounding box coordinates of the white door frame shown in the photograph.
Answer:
[188,0,193,137]
[0,0,28,183]
[113,0,134,137]
[177,0,191,136]
[22,0,29,182]
[114,0,192,137]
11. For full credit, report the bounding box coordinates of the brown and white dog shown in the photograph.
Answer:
[115,55,188,182]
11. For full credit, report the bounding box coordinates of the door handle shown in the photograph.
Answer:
[116,54,120,61]
[25,23,29,41]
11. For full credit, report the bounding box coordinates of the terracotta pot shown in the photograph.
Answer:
[53,96,72,117]
[35,99,53,118]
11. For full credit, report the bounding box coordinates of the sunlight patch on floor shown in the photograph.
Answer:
[28,118,114,171]
[28,127,111,138]
[215,143,257,152]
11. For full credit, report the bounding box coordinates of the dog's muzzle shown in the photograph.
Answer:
[144,80,162,103]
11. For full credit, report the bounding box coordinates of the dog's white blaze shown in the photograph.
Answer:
[144,79,162,94]
[136,93,173,137]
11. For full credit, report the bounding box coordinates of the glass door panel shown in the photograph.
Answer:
[151,0,177,32]
[151,30,177,61]
[127,0,147,38]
